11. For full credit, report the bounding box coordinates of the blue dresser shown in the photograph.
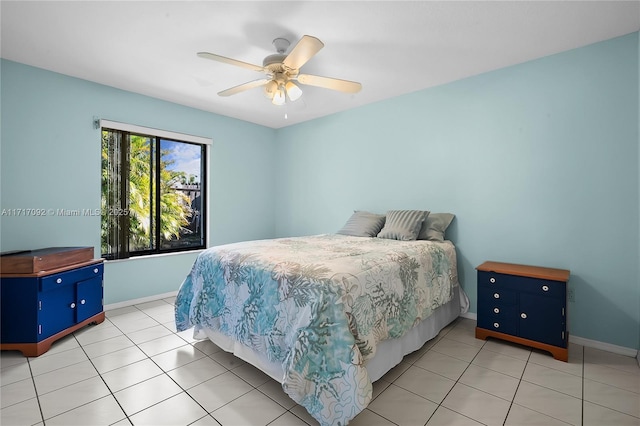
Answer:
[1,248,105,356]
[475,261,570,361]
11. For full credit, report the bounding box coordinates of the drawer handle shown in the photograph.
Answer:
[70,302,76,309]
[489,277,496,284]
[94,268,99,273]
[493,308,500,314]
[493,293,500,299]
[493,322,500,328]
[542,285,549,292]
[80,299,86,305]
[521,313,527,319]
[56,278,63,284]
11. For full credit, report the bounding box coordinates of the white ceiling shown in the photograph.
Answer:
[1,1,639,129]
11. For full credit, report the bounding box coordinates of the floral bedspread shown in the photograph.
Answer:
[175,234,458,425]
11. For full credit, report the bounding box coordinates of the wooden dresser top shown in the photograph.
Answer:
[477,261,570,282]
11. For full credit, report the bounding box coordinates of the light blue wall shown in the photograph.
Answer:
[0,60,277,304]
[275,33,640,349]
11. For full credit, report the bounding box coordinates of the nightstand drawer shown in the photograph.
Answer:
[40,263,103,292]
[478,271,510,287]
[477,314,517,335]
[478,287,517,306]
[478,271,564,299]
[517,276,565,299]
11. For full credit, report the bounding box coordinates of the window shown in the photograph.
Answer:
[100,121,209,260]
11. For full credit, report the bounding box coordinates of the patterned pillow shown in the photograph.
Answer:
[417,213,455,241]
[377,210,429,241]
[337,211,386,237]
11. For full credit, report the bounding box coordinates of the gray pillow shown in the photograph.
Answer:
[418,213,455,241]
[377,210,429,241]
[337,211,386,237]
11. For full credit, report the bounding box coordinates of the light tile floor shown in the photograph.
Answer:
[2,297,639,426]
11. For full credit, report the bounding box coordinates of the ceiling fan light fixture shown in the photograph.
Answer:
[264,80,278,98]
[272,85,286,106]
[285,81,302,101]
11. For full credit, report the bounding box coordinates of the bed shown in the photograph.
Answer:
[175,233,469,425]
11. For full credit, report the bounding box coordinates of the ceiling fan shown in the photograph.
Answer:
[197,35,362,105]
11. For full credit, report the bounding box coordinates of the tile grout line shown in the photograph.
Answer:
[25,355,46,426]
[502,347,533,426]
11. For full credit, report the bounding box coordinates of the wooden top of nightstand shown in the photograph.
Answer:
[477,261,570,282]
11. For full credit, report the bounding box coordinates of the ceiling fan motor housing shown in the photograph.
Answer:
[263,54,288,71]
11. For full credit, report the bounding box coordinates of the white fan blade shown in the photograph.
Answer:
[297,74,362,94]
[218,79,270,97]
[283,35,324,70]
[197,52,264,72]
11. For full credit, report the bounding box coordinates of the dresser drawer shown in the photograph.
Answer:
[478,270,510,287]
[40,263,103,292]
[478,286,517,306]
[478,271,564,299]
[477,313,517,335]
[517,276,565,299]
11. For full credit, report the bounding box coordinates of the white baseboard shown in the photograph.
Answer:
[104,291,178,311]
[568,335,639,358]
[459,312,638,359]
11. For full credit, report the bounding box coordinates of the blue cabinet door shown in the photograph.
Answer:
[519,294,565,347]
[39,286,76,340]
[76,276,103,323]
